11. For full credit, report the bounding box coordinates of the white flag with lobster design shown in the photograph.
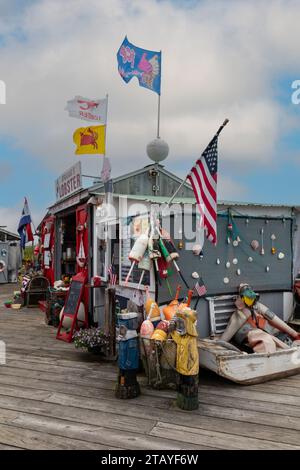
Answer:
[65,95,107,124]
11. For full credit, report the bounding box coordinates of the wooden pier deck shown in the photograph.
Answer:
[0,284,300,450]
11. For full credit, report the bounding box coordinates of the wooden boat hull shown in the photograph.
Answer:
[198,339,300,384]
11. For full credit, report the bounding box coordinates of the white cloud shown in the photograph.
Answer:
[218,174,249,202]
[0,202,43,235]
[0,0,300,194]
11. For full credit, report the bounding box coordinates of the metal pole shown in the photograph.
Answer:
[104,93,109,156]
[157,94,161,139]
[165,176,188,207]
[157,50,162,139]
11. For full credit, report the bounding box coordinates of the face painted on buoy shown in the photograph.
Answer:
[243,296,255,307]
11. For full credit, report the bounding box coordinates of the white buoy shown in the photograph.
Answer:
[125,233,149,285]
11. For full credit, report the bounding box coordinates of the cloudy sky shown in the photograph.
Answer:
[1,0,300,232]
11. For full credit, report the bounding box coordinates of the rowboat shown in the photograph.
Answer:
[198,294,300,384]
[198,339,300,384]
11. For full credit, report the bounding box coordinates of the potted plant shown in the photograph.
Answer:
[73,327,110,355]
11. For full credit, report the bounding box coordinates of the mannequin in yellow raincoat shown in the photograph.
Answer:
[170,308,199,410]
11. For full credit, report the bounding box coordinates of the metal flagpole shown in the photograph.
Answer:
[157,94,161,139]
[103,93,114,283]
[166,118,229,207]
[104,93,108,156]
[157,50,162,139]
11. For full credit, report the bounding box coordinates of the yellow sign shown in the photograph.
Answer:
[73,125,106,155]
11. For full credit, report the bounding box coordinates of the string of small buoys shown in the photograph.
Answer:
[140,285,194,340]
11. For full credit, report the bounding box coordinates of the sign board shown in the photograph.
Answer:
[63,281,83,315]
[55,162,82,202]
[51,194,81,214]
[56,271,87,343]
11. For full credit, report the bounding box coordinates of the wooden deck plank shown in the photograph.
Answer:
[2,358,300,411]
[0,422,117,450]
[1,374,300,446]
[150,422,300,450]
[0,396,156,435]
[10,414,208,451]
[1,284,300,450]
[1,377,300,446]
[0,443,23,450]
[0,408,204,450]
[4,352,300,404]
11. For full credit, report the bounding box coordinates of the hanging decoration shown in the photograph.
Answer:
[156,223,189,289]
[125,231,149,285]
[192,244,201,255]
[271,234,276,254]
[251,240,259,251]
[260,228,265,255]
[226,210,242,246]
[148,219,161,277]
[138,250,151,289]
[76,237,86,268]
[193,278,207,309]
[226,221,233,245]
[162,285,181,321]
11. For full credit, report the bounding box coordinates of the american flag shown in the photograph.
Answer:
[108,264,117,286]
[187,135,218,245]
[194,279,207,297]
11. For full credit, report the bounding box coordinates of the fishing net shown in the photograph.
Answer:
[139,337,178,389]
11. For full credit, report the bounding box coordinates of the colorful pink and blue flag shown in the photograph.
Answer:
[117,36,161,95]
[18,197,34,249]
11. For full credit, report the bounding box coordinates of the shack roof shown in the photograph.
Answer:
[0,228,20,241]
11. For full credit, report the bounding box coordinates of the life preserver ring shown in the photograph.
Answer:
[0,260,6,272]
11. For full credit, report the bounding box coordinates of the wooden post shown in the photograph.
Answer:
[104,287,116,359]
[109,287,116,358]
[104,287,110,338]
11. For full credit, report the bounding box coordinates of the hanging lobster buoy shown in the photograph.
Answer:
[125,232,149,284]
[163,285,181,320]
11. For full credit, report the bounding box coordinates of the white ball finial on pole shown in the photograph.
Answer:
[146,138,169,163]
